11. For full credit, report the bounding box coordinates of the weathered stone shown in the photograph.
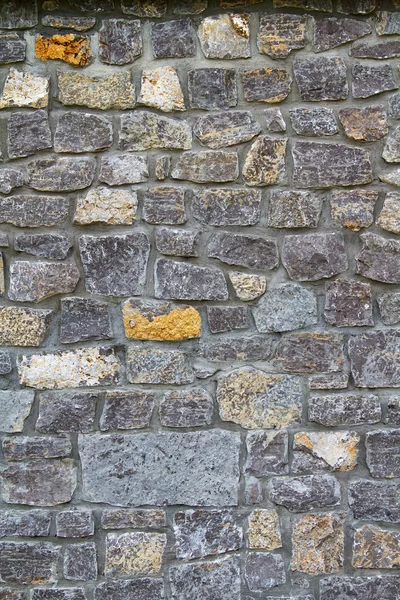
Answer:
[42,15,96,30]
[245,430,288,476]
[0,1,38,28]
[28,157,95,192]
[389,92,400,118]
[0,510,50,537]
[387,397,400,424]
[324,279,373,326]
[264,107,286,131]
[207,306,248,334]
[378,292,400,324]
[0,390,34,433]
[242,138,286,188]
[54,112,112,153]
[100,390,154,431]
[253,284,317,333]
[172,151,239,183]
[0,352,12,375]
[245,477,263,504]
[268,190,322,229]
[188,68,237,110]
[58,71,136,110]
[35,34,91,67]
[170,557,241,600]
[229,271,266,301]
[3,435,71,461]
[60,298,112,344]
[79,431,240,506]
[122,299,200,341]
[0,196,69,228]
[338,0,379,13]
[68,0,115,10]
[294,56,348,101]
[119,111,191,152]
[193,111,260,150]
[289,108,338,136]
[15,233,71,260]
[99,154,148,185]
[314,17,372,51]
[291,513,344,575]
[143,187,186,224]
[0,168,24,194]
[0,68,49,109]
[380,169,400,187]
[339,105,387,142]
[74,187,137,226]
[193,188,260,226]
[99,19,141,64]
[64,543,97,580]
[351,40,400,59]
[155,259,228,300]
[152,18,195,58]
[276,332,344,374]
[349,330,400,388]
[356,233,400,283]
[366,429,400,477]
[173,0,208,13]
[0,542,59,585]
[36,391,99,433]
[160,389,213,427]
[155,156,170,180]
[1,460,76,506]
[292,142,373,187]
[258,14,307,58]
[273,0,332,8]
[56,510,94,538]
[208,232,278,270]
[245,552,286,593]
[376,193,400,235]
[221,0,262,5]
[268,475,340,511]
[376,10,400,35]
[320,576,400,600]
[349,480,400,522]
[242,68,292,103]
[79,233,149,296]
[7,111,52,160]
[282,233,348,281]
[126,347,193,385]
[353,525,400,569]
[199,14,250,59]
[293,431,360,473]
[139,66,184,112]
[309,394,381,426]
[330,189,377,231]
[31,590,86,600]
[201,337,273,362]
[101,509,166,529]
[174,510,242,559]
[0,306,52,346]
[384,128,400,167]
[121,0,167,16]
[105,532,165,577]
[155,227,199,257]
[0,33,26,63]
[95,579,164,600]
[18,347,120,390]
[8,261,79,303]
[217,368,302,429]
[248,509,281,550]
[352,64,397,98]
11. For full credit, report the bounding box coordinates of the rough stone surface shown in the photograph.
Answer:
[349,480,400,522]
[378,292,400,324]
[200,336,273,362]
[352,525,400,569]
[253,283,317,333]
[0,542,59,585]
[320,576,400,600]
[14,234,71,260]
[366,429,400,478]
[351,40,400,59]
[259,13,307,57]
[268,190,322,228]
[229,271,266,301]
[170,557,241,600]
[172,151,239,183]
[35,34,91,67]
[74,187,137,226]
[8,261,79,303]
[54,112,112,154]
[268,475,340,511]
[36,392,99,433]
[143,187,186,224]
[208,232,278,270]
[294,56,348,101]
[0,168,24,194]
[126,347,193,385]
[330,189,378,231]
[155,227,199,257]
[99,19,142,64]
[99,155,148,186]
[276,332,344,373]
[64,543,97,580]
[376,11,400,35]
[245,430,288,476]
[160,389,213,427]
[0,196,69,228]
[56,510,94,538]
[0,390,34,433]
[28,157,95,192]
[152,18,195,58]
[324,279,373,326]
[60,298,112,344]
[356,233,400,283]
[207,306,248,333]
[0,33,26,64]
[193,111,260,149]
[139,67,185,113]
[101,391,154,430]
[293,431,360,473]
[0,2,38,29]
[0,510,51,537]
[188,68,237,110]
[155,258,228,300]
[242,68,292,103]
[121,0,167,17]
[120,111,191,152]
[2,435,71,462]
[291,513,344,575]
[282,233,348,281]
[245,552,286,592]
[339,105,388,142]
[309,394,381,426]
[7,111,52,160]
[377,192,400,233]
[58,71,136,110]
[349,330,400,388]
[105,532,166,576]
[0,69,49,109]
[199,14,250,59]
[248,509,281,549]
[101,509,166,529]
[193,188,260,226]
[95,580,164,600]
[0,306,52,346]
[123,299,200,341]
[314,17,372,51]
[352,64,397,98]
[290,108,338,136]
[243,136,287,186]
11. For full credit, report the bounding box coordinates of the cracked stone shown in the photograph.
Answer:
[99,19,142,64]
[0,390,34,433]
[294,56,348,101]
[0,306,52,346]
[35,34,91,67]
[339,105,388,141]
[366,429,400,477]
[268,475,340,511]
[170,557,241,600]
[7,111,52,159]
[105,532,166,577]
[245,552,286,593]
[355,233,400,283]
[309,394,381,426]
[15,233,71,260]
[0,68,49,109]
[242,68,292,103]
[353,525,400,569]
[293,431,360,473]
[126,347,193,385]
[54,112,112,153]
[119,111,191,152]
[229,271,266,301]
[60,297,112,344]
[243,137,287,186]
[0,542,59,585]
[282,233,348,281]
[291,513,344,575]
[208,232,278,270]
[199,14,250,59]
[193,111,260,149]
[58,71,136,110]
[160,388,213,427]
[122,299,200,341]
[276,332,344,373]
[155,259,228,301]
[330,189,378,231]
[152,18,195,58]
[8,261,79,303]
[324,279,373,326]
[28,157,95,191]
[172,151,239,183]
[155,227,199,257]
[314,17,372,51]
[139,66,184,112]
[74,187,137,226]
[188,68,237,110]
[268,190,322,228]
[289,107,338,136]
[101,390,154,430]
[0,196,69,228]
[258,14,307,58]
[352,64,397,98]
[0,33,26,63]
[143,187,186,224]
[193,188,261,226]
[36,391,99,433]
[245,430,288,476]
[253,283,317,333]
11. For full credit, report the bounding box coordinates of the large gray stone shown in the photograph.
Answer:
[253,283,317,333]
[15,233,71,260]
[193,111,260,149]
[170,557,241,600]
[0,196,69,228]
[54,112,112,153]
[352,64,397,98]
[155,258,228,300]
[0,390,34,433]
[268,475,340,511]
[28,157,95,191]
[119,111,191,152]
[0,1,38,28]
[99,19,142,64]
[356,233,400,283]
[208,232,278,270]
[294,56,348,101]
[282,233,348,281]
[314,17,371,51]
[8,261,79,303]
[79,431,240,506]
[7,111,52,159]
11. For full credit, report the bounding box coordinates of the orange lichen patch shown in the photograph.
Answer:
[122,304,201,341]
[35,34,92,67]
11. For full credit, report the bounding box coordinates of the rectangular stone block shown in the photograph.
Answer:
[0,542,59,585]
[126,347,193,385]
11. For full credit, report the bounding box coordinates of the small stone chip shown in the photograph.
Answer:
[126,347,194,385]
[99,19,142,64]
[282,233,348,281]
[330,189,377,231]
[264,107,286,132]
[258,13,307,58]
[155,227,199,257]
[139,66,185,113]
[352,525,400,569]
[294,56,348,101]
[152,18,195,58]
[0,306,52,347]
[188,68,237,110]
[275,332,345,373]
[378,292,400,324]
[58,71,136,110]
[160,389,213,427]
[199,14,250,59]
[105,532,166,577]
[242,68,292,103]
[0,168,25,194]
[41,15,96,30]
[35,34,92,67]
[291,513,344,575]
[122,299,200,341]
[0,68,49,109]
[248,509,281,550]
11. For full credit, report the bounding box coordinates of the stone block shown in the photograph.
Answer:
[99,19,142,64]
[100,391,154,430]
[60,298,112,344]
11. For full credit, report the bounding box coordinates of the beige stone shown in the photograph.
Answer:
[139,66,185,113]
[105,532,166,576]
[248,510,282,550]
[58,71,136,110]
[229,272,266,301]
[0,69,49,109]
[74,187,138,225]
[198,14,250,59]
[352,524,400,569]
[0,307,52,347]
[377,192,400,234]
[293,431,360,472]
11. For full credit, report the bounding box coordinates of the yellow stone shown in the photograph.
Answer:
[248,509,282,550]
[105,532,166,576]
[0,307,52,347]
[35,34,92,67]
[122,300,201,341]
[74,187,138,225]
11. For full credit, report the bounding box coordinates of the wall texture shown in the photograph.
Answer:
[0,0,399,599]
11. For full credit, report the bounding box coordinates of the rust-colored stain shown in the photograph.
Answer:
[123,305,201,341]
[35,34,92,67]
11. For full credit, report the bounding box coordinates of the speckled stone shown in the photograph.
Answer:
[170,557,241,600]
[243,136,287,186]
[64,542,97,581]
[172,151,239,183]
[160,389,213,427]
[273,0,333,9]
[264,107,286,131]
[355,233,400,283]
[0,509,51,536]
[36,391,99,433]
[253,283,317,333]
[3,436,71,461]
[101,508,166,529]
[188,68,237,110]
[7,110,52,159]
[259,14,307,58]
[208,306,248,333]
[245,552,286,593]
[338,0,379,13]
[349,480,400,522]
[245,430,288,476]
[121,0,167,16]
[200,336,273,362]
[242,68,292,103]
[105,532,166,576]
[0,542,59,585]
[339,105,388,141]
[0,196,69,228]
[28,157,95,192]
[0,390,34,433]
[309,394,381,426]
[291,513,344,575]
[100,390,154,430]
[8,261,80,303]
[352,525,400,569]
[41,15,96,30]
[126,347,193,385]
[155,259,228,301]
[330,189,378,231]
[352,64,397,98]
[152,18,195,58]
[282,233,348,281]
[268,475,340,511]
[324,279,373,326]
[350,40,400,59]
[268,190,322,228]
[119,111,191,152]
[320,576,400,600]
[99,19,142,64]
[289,107,338,136]
[378,292,400,324]
[199,14,250,59]
[366,429,400,477]
[0,168,25,194]
[208,232,278,270]
[276,332,345,373]
[54,112,112,153]
[389,92,400,118]
[139,66,185,113]
[155,227,199,257]
[193,111,260,149]
[95,580,164,600]
[74,187,137,226]
[35,34,92,67]
[0,68,49,109]
[143,187,186,224]
[99,154,148,185]
[0,306,52,346]
[294,56,348,101]
[14,233,71,260]
[349,330,400,388]
[248,509,281,550]
[60,298,112,344]
[58,71,136,110]
[56,510,94,538]
[314,17,372,51]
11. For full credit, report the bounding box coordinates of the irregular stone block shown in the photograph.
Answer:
[245,552,286,593]
[351,40,400,59]
[376,11,400,35]
[173,0,208,13]
[0,352,12,375]
[143,187,186,224]
[0,306,52,346]
[3,435,71,461]
[338,0,379,13]
[74,187,137,226]
[200,336,273,362]
[217,368,302,429]
[291,513,344,575]
[41,15,96,30]
[229,271,266,301]
[353,525,400,569]
[0,390,34,433]
[208,232,278,270]
[193,188,261,226]
[155,259,228,300]
[105,532,165,576]
[366,429,400,477]
[119,111,191,152]
[309,394,380,426]
[242,68,292,103]
[314,17,372,51]
[258,13,307,58]
[207,306,248,333]
[0,542,59,585]
[273,0,332,8]
[56,510,94,538]
[8,261,79,303]
[0,168,24,194]
[155,227,199,257]
[99,154,148,185]
[293,431,360,473]
[244,477,263,504]
[289,107,338,136]
[352,63,397,98]
[7,111,52,160]
[349,480,400,522]
[68,0,115,10]
[294,56,348,101]
[320,576,400,600]
[268,190,322,228]
[0,589,25,600]
[378,292,400,324]
[15,233,71,260]
[253,283,317,333]
[60,298,112,344]
[199,14,250,59]
[188,68,237,110]
[58,71,136,110]
[100,390,154,430]
[54,112,112,153]
[155,156,170,180]
[0,196,69,228]
[245,430,288,476]
[31,590,86,600]
[160,388,213,427]
[0,33,25,63]
[101,509,165,529]
[387,397,400,424]
[0,1,38,28]
[99,19,141,64]
[383,126,400,164]
[268,474,340,511]
[1,460,76,506]
[139,66,184,112]
[121,0,167,16]
[356,233,400,283]
[0,510,51,537]
[126,347,193,385]
[380,169,400,187]
[170,557,241,600]
[172,151,239,183]
[35,34,91,67]
[122,299,200,341]
[0,68,49,109]
[264,107,286,131]
[339,105,387,141]
[324,279,373,326]
[330,189,377,231]
[193,111,260,149]
[389,92,400,118]
[36,391,99,433]
[79,431,240,506]
[18,347,120,390]
[282,233,348,281]
[152,18,195,58]
[64,543,97,581]
[276,332,344,374]
[243,136,287,186]
[349,330,400,388]
[28,157,95,191]
[248,509,281,550]
[95,580,164,600]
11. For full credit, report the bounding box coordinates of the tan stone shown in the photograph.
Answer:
[0,307,52,347]
[105,532,166,576]
[293,431,359,471]
[35,34,92,67]
[352,525,400,569]
[122,299,201,341]
[139,66,185,113]
[243,137,287,186]
[330,189,378,232]
[199,14,250,59]
[248,510,282,550]
[229,271,266,301]
[74,187,138,225]
[58,71,136,110]
[0,69,49,109]
[339,106,388,141]
[291,513,345,575]
[377,192,400,234]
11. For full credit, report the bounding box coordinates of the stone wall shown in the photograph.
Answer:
[0,0,399,599]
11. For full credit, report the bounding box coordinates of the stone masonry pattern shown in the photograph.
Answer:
[0,0,400,599]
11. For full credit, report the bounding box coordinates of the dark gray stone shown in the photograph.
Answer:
[28,157,95,191]
[31,590,86,600]
[173,0,208,14]
[349,330,400,388]
[69,0,114,10]
[273,0,333,9]
[155,227,199,257]
[350,40,400,58]
[155,258,228,301]
[119,111,191,152]
[337,0,379,13]
[386,397,400,424]
[126,347,194,385]
[207,306,248,333]
[366,429,400,477]
[294,56,348,101]
[54,112,112,153]
[0,196,69,228]
[376,11,400,35]
[208,232,278,270]
[99,154,148,185]
[0,1,38,28]
[193,111,261,149]
[245,552,286,593]
[264,107,286,132]
[383,125,400,163]
[320,576,400,600]
[200,337,273,362]
[143,187,186,224]
[170,557,241,600]
[36,391,99,433]
[121,0,167,16]
[64,543,97,581]
[258,13,307,58]
[389,92,400,118]
[314,17,372,51]
[8,261,80,303]
[309,394,381,426]
[99,19,142,64]
[193,188,261,226]
[0,33,26,63]
[282,233,348,281]
[268,475,340,511]
[2,435,71,461]
[245,430,288,477]
[356,233,400,283]
[242,67,292,103]
[56,510,94,538]
[253,283,317,333]
[60,297,112,344]
[174,510,242,559]
[349,480,400,522]
[276,332,345,373]
[324,279,373,326]
[289,108,338,136]
[188,68,237,110]
[152,18,195,58]
[79,233,150,296]
[100,391,155,430]
[101,509,166,529]
[292,141,373,187]
[15,233,71,260]
[95,580,164,600]
[0,542,58,585]
[160,389,213,427]
[268,190,322,228]
[0,510,51,537]
[0,352,12,375]
[0,168,24,194]
[79,431,240,506]
[172,151,239,183]
[352,64,397,98]
[7,111,52,159]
